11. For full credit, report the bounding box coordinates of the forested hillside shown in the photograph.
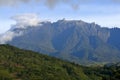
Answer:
[0,44,120,80]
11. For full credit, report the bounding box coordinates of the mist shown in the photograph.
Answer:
[0,13,41,44]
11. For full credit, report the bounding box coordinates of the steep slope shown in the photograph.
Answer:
[7,19,120,65]
[108,28,120,50]
[0,44,102,80]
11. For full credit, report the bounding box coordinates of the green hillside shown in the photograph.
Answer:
[0,44,120,80]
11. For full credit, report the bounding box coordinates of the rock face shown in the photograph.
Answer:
[7,19,120,65]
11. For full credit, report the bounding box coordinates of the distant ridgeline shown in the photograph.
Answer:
[0,44,120,80]
[3,19,120,65]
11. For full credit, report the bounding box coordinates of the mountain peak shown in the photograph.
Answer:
[4,19,120,65]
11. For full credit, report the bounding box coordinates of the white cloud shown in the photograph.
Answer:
[0,31,22,44]
[0,13,41,44]
[11,13,40,28]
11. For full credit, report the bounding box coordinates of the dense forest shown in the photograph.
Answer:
[0,44,120,80]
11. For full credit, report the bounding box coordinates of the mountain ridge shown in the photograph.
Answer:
[2,19,120,65]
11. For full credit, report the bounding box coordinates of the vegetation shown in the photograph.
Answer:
[0,44,120,80]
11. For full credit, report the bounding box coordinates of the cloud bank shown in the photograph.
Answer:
[0,0,119,10]
[0,0,119,6]
[0,0,91,10]
[0,13,41,44]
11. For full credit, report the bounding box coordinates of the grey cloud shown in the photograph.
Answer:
[0,0,30,6]
[0,0,119,10]
[0,0,92,10]
[45,0,59,8]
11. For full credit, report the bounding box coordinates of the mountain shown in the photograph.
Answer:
[6,19,120,65]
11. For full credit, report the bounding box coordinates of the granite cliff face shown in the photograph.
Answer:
[7,20,120,65]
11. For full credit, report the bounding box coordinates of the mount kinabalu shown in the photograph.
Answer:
[6,19,120,65]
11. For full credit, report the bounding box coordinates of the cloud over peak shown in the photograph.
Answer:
[0,13,41,44]
[11,13,41,29]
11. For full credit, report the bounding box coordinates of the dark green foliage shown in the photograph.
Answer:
[82,63,120,80]
[0,70,13,80]
[1,44,120,80]
[0,44,92,80]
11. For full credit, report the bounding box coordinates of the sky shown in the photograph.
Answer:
[0,0,120,34]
